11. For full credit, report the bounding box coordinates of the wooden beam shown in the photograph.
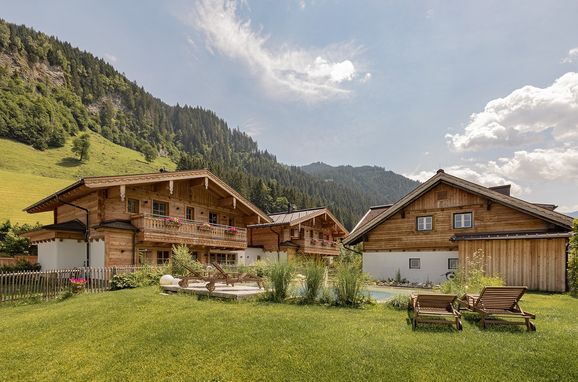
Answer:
[204,177,209,190]
[120,185,126,202]
[169,180,174,195]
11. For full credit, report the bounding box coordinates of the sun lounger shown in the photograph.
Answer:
[410,293,462,330]
[460,286,536,331]
[210,262,264,289]
[173,258,223,292]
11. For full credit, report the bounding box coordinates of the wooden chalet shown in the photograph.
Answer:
[345,169,574,292]
[23,169,271,269]
[245,207,349,263]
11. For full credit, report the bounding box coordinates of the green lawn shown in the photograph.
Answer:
[1,288,577,381]
[0,132,175,224]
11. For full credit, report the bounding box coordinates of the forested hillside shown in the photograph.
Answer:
[0,19,418,228]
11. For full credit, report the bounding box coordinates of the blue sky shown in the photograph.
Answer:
[2,0,578,211]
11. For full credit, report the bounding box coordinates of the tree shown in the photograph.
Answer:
[141,143,157,162]
[568,219,578,296]
[71,133,90,161]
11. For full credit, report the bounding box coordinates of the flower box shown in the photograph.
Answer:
[163,217,182,227]
[225,227,239,235]
[69,277,87,294]
[197,223,212,232]
[310,239,318,245]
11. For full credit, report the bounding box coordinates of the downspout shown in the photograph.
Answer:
[342,244,363,255]
[57,197,90,267]
[269,227,282,262]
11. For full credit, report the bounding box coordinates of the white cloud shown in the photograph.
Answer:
[487,148,578,181]
[405,165,528,195]
[446,72,578,151]
[104,53,117,63]
[184,0,369,101]
[561,47,578,63]
[297,0,306,10]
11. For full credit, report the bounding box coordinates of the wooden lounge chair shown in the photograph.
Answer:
[410,293,462,330]
[210,262,264,289]
[173,259,224,292]
[459,286,536,331]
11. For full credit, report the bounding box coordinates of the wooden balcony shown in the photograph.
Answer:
[131,214,247,250]
[293,239,340,256]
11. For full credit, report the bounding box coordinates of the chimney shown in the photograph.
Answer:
[489,185,511,196]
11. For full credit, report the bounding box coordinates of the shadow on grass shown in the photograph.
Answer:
[57,157,82,167]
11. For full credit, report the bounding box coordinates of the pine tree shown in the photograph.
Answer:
[71,133,90,161]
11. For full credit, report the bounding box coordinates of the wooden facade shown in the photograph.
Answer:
[345,170,573,292]
[23,170,271,267]
[248,207,348,261]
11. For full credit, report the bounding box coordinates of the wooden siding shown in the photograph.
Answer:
[103,230,134,267]
[458,238,567,292]
[364,183,554,252]
[55,193,99,226]
[250,224,340,256]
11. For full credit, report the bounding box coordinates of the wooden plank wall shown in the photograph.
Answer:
[56,193,99,225]
[365,183,553,252]
[102,180,250,226]
[104,230,134,267]
[458,238,567,292]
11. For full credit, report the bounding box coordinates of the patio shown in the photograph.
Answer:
[162,282,266,300]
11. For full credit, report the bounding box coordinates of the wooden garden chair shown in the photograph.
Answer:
[410,293,462,330]
[459,286,536,331]
[173,258,224,292]
[210,262,264,289]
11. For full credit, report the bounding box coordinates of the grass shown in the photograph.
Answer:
[1,288,576,381]
[0,132,175,224]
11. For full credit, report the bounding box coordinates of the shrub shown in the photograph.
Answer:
[439,249,504,295]
[385,294,410,310]
[267,262,295,302]
[0,259,41,272]
[301,260,325,303]
[568,219,578,297]
[110,266,167,290]
[334,261,366,307]
[170,244,203,276]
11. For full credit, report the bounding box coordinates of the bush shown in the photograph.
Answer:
[0,259,41,272]
[385,294,410,310]
[110,266,167,290]
[334,261,366,307]
[568,219,578,297]
[170,244,203,276]
[301,260,325,303]
[439,249,504,295]
[267,262,294,302]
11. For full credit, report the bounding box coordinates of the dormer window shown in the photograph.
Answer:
[454,212,473,229]
[416,216,432,231]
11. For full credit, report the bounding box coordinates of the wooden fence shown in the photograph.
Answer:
[0,266,150,302]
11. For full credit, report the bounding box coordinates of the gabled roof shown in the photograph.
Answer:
[23,169,271,223]
[350,204,392,233]
[39,219,86,232]
[248,207,348,235]
[344,169,574,245]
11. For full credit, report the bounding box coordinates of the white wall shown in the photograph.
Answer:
[363,251,458,284]
[242,247,288,265]
[37,240,87,270]
[90,240,105,268]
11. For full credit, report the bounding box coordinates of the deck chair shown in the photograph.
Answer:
[173,259,223,292]
[460,286,536,331]
[210,262,264,289]
[410,293,462,330]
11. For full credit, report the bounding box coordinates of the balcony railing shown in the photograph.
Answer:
[293,238,340,255]
[131,214,247,247]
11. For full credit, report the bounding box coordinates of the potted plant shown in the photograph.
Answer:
[310,238,318,245]
[69,278,87,294]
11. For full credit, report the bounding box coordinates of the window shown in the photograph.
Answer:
[416,216,433,231]
[228,217,235,226]
[191,251,198,261]
[309,230,313,238]
[409,258,421,269]
[185,206,194,221]
[448,258,459,270]
[157,250,170,265]
[454,212,473,229]
[208,212,218,224]
[209,253,236,265]
[127,199,139,214]
[152,200,168,217]
[318,232,323,240]
[299,229,305,239]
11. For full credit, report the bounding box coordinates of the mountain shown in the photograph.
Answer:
[564,211,578,219]
[0,19,418,229]
[302,162,420,207]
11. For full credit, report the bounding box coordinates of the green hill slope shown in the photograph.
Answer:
[0,132,175,224]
